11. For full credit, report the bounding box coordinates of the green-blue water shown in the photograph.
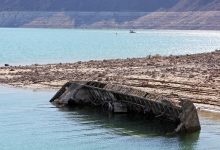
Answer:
[0,28,220,65]
[0,86,220,150]
[1,28,220,149]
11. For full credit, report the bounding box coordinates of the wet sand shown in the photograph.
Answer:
[0,50,219,111]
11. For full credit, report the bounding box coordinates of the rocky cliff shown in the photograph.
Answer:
[0,0,219,30]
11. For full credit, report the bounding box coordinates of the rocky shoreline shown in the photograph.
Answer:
[0,50,219,112]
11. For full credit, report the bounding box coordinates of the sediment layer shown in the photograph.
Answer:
[0,50,219,110]
[0,11,220,30]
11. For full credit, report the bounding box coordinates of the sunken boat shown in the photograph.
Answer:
[50,81,201,133]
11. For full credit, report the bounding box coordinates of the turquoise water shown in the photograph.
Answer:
[0,86,220,150]
[0,28,220,65]
[1,28,220,149]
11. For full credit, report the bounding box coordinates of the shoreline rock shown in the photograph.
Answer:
[0,50,219,112]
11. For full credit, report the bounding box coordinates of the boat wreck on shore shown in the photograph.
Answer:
[50,81,201,133]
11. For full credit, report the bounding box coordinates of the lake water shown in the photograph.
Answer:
[0,28,220,65]
[1,28,220,149]
[0,86,220,150]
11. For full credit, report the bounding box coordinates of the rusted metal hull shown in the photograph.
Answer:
[50,81,201,133]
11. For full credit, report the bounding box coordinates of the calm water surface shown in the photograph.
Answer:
[0,28,220,149]
[0,86,220,150]
[0,28,220,65]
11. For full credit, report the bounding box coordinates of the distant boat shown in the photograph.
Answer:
[129,30,136,33]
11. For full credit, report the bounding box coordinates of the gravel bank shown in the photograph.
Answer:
[0,50,219,111]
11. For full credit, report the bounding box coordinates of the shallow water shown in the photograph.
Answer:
[0,86,220,150]
[0,28,220,65]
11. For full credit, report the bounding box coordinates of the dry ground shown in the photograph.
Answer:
[0,50,219,110]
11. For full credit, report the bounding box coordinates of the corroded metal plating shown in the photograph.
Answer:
[50,81,201,133]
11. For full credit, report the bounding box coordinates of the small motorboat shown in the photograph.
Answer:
[129,30,136,33]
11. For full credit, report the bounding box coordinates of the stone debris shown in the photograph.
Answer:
[0,50,219,110]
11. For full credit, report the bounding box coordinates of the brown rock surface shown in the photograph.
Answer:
[0,50,219,109]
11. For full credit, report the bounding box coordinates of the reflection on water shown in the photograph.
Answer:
[58,106,200,150]
[177,133,200,150]
[0,86,220,150]
[59,106,178,136]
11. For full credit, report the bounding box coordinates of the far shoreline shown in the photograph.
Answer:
[2,26,220,31]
